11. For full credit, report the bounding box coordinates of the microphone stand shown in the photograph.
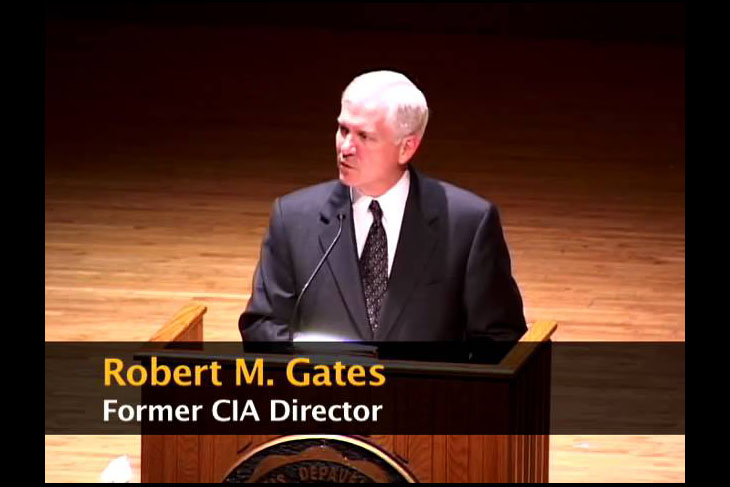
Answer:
[288,213,345,342]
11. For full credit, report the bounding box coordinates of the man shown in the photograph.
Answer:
[240,70,525,342]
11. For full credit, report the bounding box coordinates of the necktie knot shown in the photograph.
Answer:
[369,200,383,223]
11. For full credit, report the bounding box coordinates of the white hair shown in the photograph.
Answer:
[342,70,429,143]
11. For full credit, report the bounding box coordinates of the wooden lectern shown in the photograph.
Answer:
[141,302,556,483]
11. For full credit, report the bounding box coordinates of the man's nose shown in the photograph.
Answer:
[340,135,356,156]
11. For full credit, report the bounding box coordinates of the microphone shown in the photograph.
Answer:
[289,213,345,341]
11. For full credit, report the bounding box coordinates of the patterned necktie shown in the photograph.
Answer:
[360,200,388,333]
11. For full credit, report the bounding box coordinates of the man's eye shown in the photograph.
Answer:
[359,132,368,140]
[339,125,349,135]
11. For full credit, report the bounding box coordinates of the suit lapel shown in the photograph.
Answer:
[319,183,371,338]
[377,168,439,340]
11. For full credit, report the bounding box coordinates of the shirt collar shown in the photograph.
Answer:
[350,170,411,220]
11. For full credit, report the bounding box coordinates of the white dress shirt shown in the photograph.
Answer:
[350,170,411,277]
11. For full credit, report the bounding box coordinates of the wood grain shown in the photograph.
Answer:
[500,320,557,372]
[148,302,206,342]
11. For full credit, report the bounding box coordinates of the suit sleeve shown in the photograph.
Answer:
[463,204,526,342]
[239,198,296,341]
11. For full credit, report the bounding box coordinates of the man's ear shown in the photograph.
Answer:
[398,135,421,165]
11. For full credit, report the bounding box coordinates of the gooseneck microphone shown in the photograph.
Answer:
[288,213,346,341]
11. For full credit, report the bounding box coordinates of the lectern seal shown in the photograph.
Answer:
[222,435,416,483]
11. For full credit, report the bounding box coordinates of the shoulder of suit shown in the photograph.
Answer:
[276,179,341,213]
[272,174,498,220]
[419,173,497,217]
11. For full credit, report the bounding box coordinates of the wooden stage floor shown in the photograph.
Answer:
[45,23,684,482]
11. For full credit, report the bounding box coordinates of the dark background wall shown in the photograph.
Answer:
[45,2,685,183]
[46,2,684,43]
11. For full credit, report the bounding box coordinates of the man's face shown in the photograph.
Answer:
[335,99,405,197]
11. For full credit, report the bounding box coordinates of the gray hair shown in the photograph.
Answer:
[342,70,429,143]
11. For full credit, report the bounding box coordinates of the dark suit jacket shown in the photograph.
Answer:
[239,167,526,342]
